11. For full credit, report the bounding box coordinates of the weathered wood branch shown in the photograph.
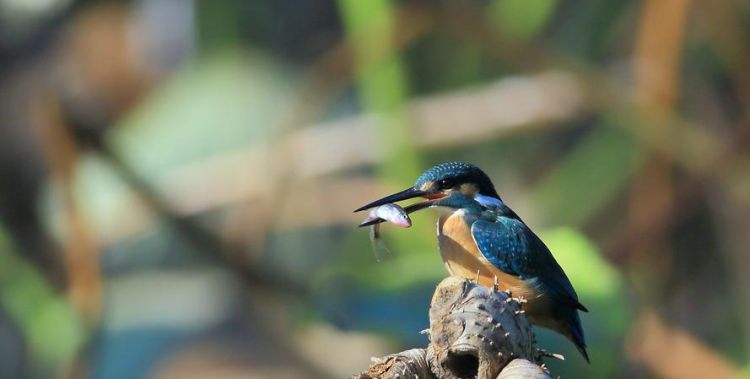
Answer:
[352,277,555,379]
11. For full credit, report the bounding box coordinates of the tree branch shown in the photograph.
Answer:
[352,277,555,379]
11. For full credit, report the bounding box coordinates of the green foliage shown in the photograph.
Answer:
[338,0,421,183]
[338,0,439,290]
[540,227,630,376]
[111,51,295,181]
[197,0,243,52]
[0,232,84,377]
[532,125,646,226]
[489,0,558,40]
[541,228,626,315]
[326,212,448,292]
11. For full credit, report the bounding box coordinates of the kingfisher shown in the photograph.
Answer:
[355,161,589,362]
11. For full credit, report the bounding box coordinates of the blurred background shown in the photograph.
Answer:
[0,0,748,378]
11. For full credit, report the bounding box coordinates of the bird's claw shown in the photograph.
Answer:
[537,348,565,361]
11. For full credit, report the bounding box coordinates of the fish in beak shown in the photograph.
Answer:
[355,187,440,227]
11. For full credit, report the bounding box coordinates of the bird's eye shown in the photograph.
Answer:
[438,178,454,189]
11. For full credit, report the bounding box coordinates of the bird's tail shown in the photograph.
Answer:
[563,309,589,363]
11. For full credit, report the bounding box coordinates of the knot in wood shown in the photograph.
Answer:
[427,277,539,379]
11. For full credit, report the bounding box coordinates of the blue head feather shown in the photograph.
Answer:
[415,161,500,199]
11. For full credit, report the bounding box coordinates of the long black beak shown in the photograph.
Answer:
[354,187,429,213]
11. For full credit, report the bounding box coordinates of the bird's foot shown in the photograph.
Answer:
[536,348,565,361]
[419,328,431,340]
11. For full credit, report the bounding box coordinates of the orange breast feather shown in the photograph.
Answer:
[437,212,537,301]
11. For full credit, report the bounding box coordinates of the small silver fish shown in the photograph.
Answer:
[366,203,412,228]
[361,203,411,261]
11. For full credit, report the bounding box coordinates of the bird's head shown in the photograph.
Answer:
[354,162,501,218]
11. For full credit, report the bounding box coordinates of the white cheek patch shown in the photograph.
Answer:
[474,194,504,209]
[459,183,478,195]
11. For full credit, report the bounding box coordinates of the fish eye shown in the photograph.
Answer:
[438,178,455,190]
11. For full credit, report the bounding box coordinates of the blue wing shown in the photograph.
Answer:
[471,217,587,311]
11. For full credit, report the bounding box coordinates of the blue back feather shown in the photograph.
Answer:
[470,216,587,312]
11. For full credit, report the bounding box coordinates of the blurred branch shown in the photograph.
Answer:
[95,70,584,243]
[80,142,336,379]
[627,310,741,379]
[48,0,310,296]
[224,2,434,253]
[35,5,332,375]
[29,93,102,323]
[352,277,553,379]
[695,0,750,351]
[339,0,422,183]
[431,1,741,184]
[694,0,750,123]
[626,0,690,264]
[634,0,689,112]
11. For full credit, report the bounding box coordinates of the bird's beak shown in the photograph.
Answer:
[354,187,430,212]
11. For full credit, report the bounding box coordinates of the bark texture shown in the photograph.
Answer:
[352,277,555,379]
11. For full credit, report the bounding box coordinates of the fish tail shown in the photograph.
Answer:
[369,224,391,262]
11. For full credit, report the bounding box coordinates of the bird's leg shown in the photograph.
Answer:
[536,348,565,361]
[474,269,480,284]
[493,275,499,292]
[419,329,431,340]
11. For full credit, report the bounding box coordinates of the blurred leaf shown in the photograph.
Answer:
[322,211,447,292]
[338,0,436,289]
[338,0,421,183]
[490,0,558,40]
[539,227,630,376]
[111,50,295,182]
[197,0,243,51]
[540,227,623,305]
[0,231,84,376]
[532,125,646,226]
[405,36,489,94]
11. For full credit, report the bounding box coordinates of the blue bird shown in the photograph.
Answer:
[355,161,589,362]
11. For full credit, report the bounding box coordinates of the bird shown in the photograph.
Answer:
[355,161,589,362]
